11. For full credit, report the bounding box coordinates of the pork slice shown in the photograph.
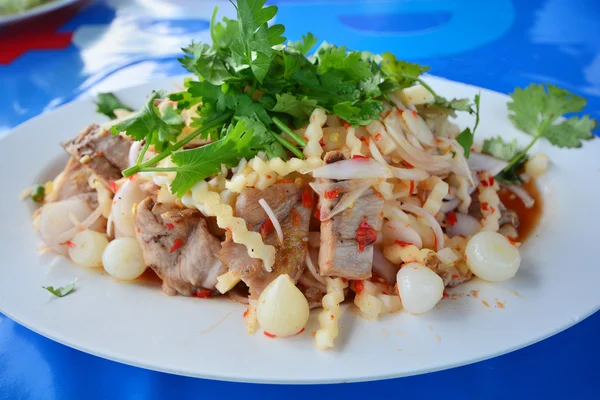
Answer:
[319,188,384,279]
[217,183,311,297]
[134,197,226,296]
[62,124,132,185]
[46,158,95,202]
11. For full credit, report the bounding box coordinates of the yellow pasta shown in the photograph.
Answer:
[315,277,347,350]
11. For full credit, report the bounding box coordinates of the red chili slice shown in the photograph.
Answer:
[170,238,184,253]
[356,220,377,252]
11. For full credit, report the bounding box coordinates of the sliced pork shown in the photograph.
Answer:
[217,183,311,298]
[317,151,384,280]
[134,197,226,296]
[62,124,132,185]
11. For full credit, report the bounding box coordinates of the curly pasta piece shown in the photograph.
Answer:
[315,277,347,350]
[345,126,364,157]
[182,181,276,271]
[478,175,501,232]
[303,108,327,160]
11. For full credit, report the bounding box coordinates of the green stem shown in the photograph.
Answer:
[136,140,151,165]
[269,130,305,159]
[122,112,232,177]
[502,135,539,172]
[415,78,437,97]
[139,167,177,173]
[272,116,307,147]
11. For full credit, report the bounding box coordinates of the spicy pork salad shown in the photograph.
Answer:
[25,1,596,349]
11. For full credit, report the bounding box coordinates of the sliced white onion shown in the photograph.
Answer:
[312,158,393,180]
[53,206,103,248]
[368,140,429,181]
[305,252,326,285]
[446,213,482,238]
[401,108,435,147]
[506,185,535,209]
[321,182,371,221]
[372,246,400,284]
[112,176,148,238]
[439,199,460,214]
[128,140,143,168]
[258,198,284,245]
[309,179,376,196]
[400,203,444,250]
[468,152,509,176]
[382,220,423,248]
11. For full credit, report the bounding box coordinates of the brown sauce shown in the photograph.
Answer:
[497,179,543,242]
[136,268,162,285]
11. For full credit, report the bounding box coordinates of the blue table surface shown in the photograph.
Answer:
[1,0,599,398]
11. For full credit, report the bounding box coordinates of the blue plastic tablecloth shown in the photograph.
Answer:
[1,0,599,398]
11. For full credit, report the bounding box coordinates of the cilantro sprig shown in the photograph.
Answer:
[95,93,133,120]
[482,84,596,184]
[110,0,479,195]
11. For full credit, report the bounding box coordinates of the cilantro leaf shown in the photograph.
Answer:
[43,282,75,297]
[482,136,520,161]
[508,84,595,148]
[288,32,318,55]
[170,119,263,196]
[434,97,473,113]
[455,94,480,157]
[180,42,234,85]
[333,99,383,126]
[496,156,527,185]
[316,45,372,81]
[270,93,318,119]
[231,0,285,82]
[210,8,239,52]
[112,93,183,151]
[95,93,133,119]
[380,52,429,89]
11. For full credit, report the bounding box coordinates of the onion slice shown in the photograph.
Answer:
[258,198,284,245]
[400,203,445,250]
[312,158,392,180]
[306,253,326,285]
[468,152,509,176]
[506,185,535,209]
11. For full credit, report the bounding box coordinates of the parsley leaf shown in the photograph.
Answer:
[43,282,75,297]
[455,94,480,157]
[288,32,318,55]
[316,45,373,81]
[112,93,183,151]
[95,93,133,119]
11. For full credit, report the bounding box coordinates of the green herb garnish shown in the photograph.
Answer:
[31,184,45,203]
[95,93,133,120]
[43,282,75,298]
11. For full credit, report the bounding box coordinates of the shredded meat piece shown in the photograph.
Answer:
[423,252,473,287]
[134,197,226,296]
[62,124,132,185]
[217,183,311,298]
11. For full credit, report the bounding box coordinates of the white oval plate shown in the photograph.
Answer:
[0,76,599,384]
[0,0,79,26]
